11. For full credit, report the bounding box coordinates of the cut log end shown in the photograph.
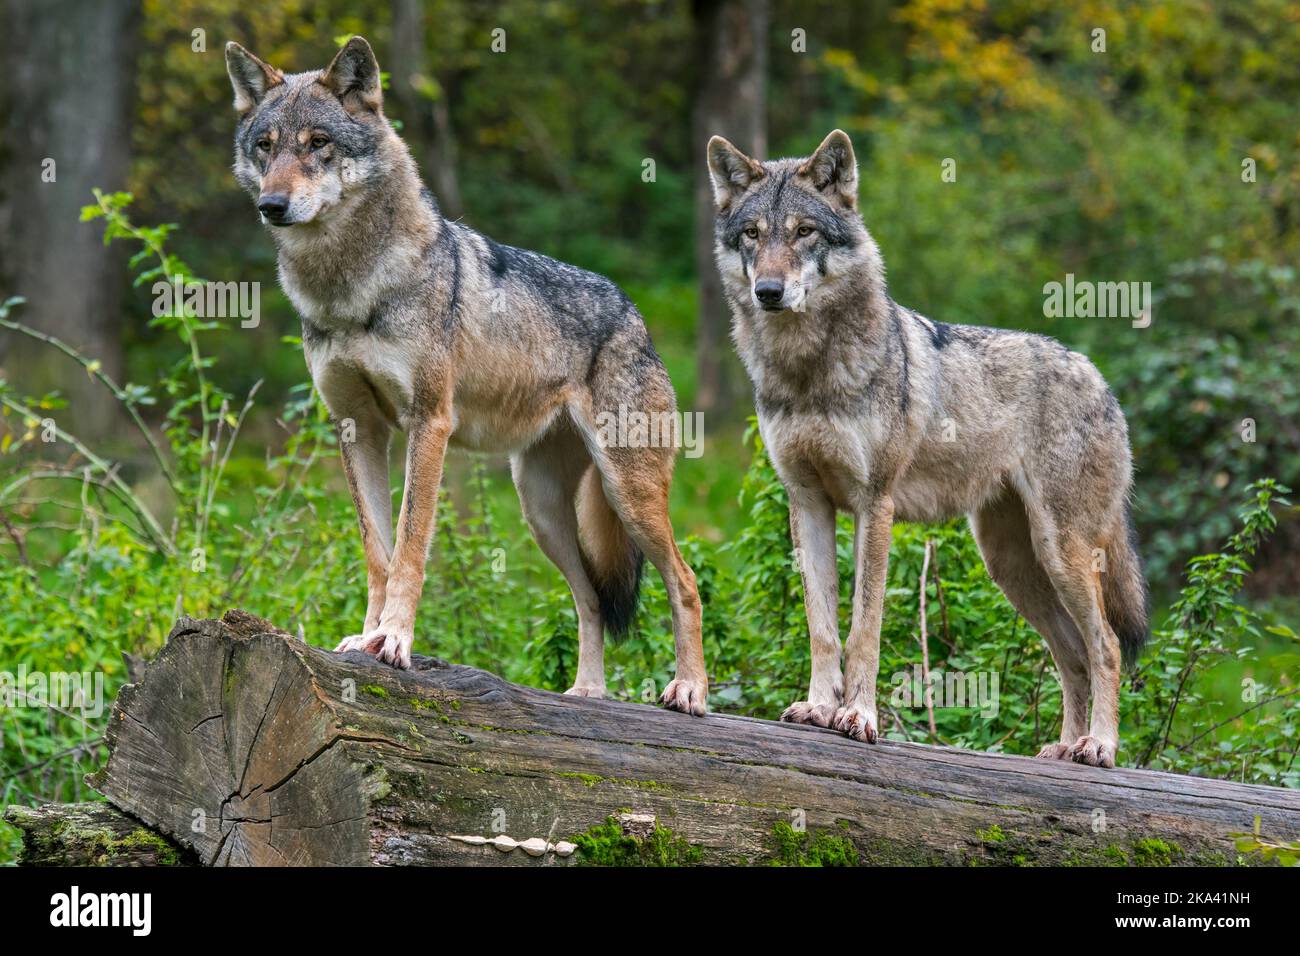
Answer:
[7,610,1298,866]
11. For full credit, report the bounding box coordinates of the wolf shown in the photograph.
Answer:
[707,129,1147,766]
[222,37,707,715]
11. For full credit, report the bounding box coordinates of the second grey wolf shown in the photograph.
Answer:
[223,37,707,715]
[707,129,1147,766]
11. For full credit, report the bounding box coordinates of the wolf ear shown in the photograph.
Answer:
[225,42,283,114]
[799,129,858,208]
[707,136,764,210]
[321,36,383,113]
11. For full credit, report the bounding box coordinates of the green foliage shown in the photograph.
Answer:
[1231,816,1300,867]
[1125,480,1299,785]
[1110,256,1300,585]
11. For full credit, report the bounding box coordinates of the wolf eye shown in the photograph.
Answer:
[797,225,815,237]
[255,138,272,152]
[310,135,331,150]
[743,226,759,240]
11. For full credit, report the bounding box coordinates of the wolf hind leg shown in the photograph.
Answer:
[610,456,706,715]
[575,433,706,714]
[573,340,706,715]
[510,423,607,697]
[970,487,1089,759]
[1018,492,1124,768]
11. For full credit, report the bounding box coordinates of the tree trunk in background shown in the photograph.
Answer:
[390,0,464,221]
[692,0,768,416]
[0,0,138,435]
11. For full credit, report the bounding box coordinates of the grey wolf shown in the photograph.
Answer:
[223,37,706,715]
[707,129,1147,766]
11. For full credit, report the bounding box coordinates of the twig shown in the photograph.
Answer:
[1175,688,1300,752]
[929,546,955,652]
[0,507,29,565]
[918,539,937,738]
[0,314,181,495]
[0,395,173,552]
[0,737,106,783]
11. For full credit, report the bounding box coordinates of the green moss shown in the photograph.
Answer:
[556,771,665,791]
[770,821,860,867]
[108,829,183,866]
[573,816,703,866]
[1132,837,1182,866]
[361,684,388,699]
[558,772,605,788]
[41,817,186,866]
[969,822,1039,866]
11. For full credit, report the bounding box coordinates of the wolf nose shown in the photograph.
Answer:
[754,279,785,306]
[257,194,290,220]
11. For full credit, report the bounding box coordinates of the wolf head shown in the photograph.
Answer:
[225,37,403,229]
[707,130,877,315]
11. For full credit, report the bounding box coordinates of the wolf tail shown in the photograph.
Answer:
[1103,501,1149,668]
[576,466,643,640]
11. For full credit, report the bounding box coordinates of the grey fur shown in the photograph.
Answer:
[225,38,707,715]
[709,130,1148,766]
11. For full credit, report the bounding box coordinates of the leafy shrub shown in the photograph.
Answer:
[1110,255,1300,589]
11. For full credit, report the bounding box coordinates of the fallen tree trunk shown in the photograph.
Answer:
[42,610,1298,865]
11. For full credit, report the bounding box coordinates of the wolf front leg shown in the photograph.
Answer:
[781,486,843,727]
[835,494,894,743]
[332,413,393,644]
[347,409,451,670]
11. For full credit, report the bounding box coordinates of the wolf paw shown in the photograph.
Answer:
[831,703,878,743]
[334,626,414,670]
[564,684,607,699]
[660,677,708,717]
[1035,742,1071,760]
[781,701,837,727]
[1066,735,1116,768]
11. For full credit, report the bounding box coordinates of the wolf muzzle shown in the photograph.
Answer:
[257,193,292,226]
[754,277,785,310]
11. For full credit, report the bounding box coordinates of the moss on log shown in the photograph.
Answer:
[3,801,194,866]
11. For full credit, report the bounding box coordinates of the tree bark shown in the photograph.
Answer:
[0,0,138,434]
[389,0,464,221]
[692,0,768,415]
[45,610,1298,866]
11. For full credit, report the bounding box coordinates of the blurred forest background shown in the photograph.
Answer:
[1,0,1298,864]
